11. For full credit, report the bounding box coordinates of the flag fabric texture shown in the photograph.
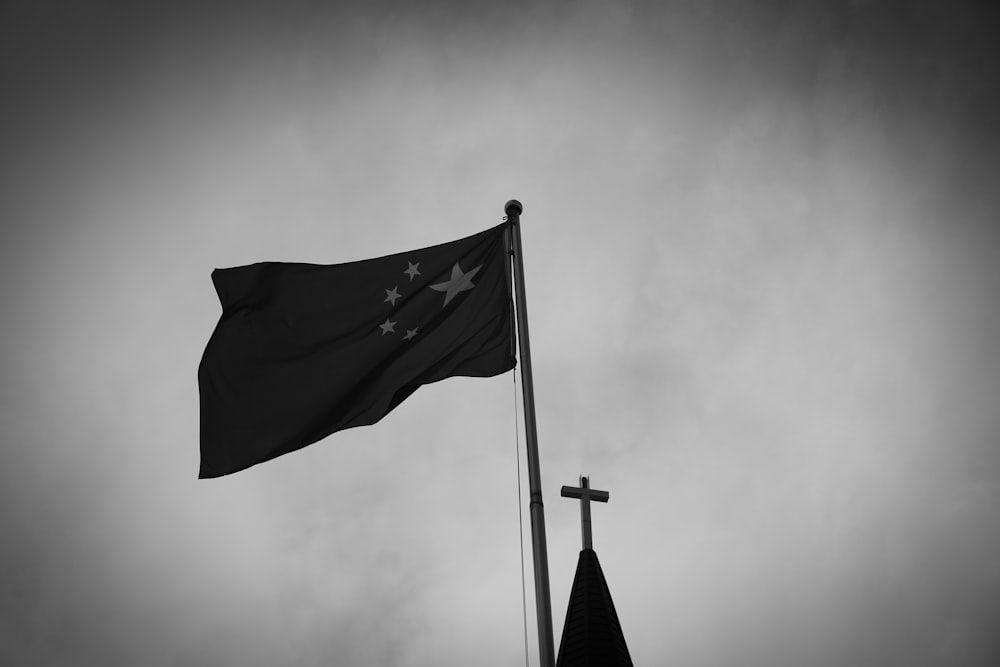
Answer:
[198,223,515,478]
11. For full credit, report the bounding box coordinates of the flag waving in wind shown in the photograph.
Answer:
[198,223,515,478]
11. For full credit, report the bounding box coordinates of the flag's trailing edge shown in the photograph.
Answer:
[198,222,515,478]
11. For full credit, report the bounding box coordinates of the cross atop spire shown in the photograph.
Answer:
[561,475,610,550]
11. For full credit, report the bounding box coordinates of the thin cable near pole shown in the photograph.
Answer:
[505,199,556,667]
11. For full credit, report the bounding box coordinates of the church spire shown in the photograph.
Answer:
[556,476,633,667]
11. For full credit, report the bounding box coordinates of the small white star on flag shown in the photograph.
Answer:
[403,327,418,341]
[384,286,401,305]
[430,263,482,306]
[404,261,421,281]
[379,319,396,335]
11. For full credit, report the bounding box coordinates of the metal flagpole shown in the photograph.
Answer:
[505,199,556,667]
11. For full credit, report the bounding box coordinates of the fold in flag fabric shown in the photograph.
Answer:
[198,223,515,478]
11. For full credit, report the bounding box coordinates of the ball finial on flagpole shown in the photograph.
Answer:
[505,200,523,217]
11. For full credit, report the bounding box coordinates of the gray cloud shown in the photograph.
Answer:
[3,1,999,665]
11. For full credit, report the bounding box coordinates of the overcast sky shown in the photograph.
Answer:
[3,1,1000,665]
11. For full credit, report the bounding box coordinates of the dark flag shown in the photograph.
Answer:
[198,223,515,478]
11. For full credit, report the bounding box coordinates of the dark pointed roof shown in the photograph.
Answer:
[556,548,633,667]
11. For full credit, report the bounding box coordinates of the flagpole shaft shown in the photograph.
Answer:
[506,200,556,667]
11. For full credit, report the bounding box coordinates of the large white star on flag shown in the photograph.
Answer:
[429,262,482,306]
